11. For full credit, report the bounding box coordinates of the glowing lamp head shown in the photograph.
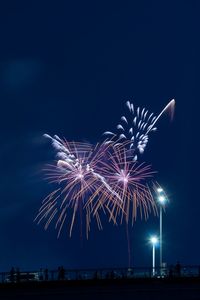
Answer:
[157,187,163,193]
[150,236,158,245]
[158,195,166,204]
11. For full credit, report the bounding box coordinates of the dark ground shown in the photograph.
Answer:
[0,278,200,300]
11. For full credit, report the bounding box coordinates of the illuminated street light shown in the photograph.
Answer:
[157,187,163,193]
[150,236,159,277]
[158,195,166,204]
[157,187,167,274]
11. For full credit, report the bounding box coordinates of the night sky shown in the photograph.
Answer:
[0,1,198,271]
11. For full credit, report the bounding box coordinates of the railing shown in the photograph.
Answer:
[0,265,200,283]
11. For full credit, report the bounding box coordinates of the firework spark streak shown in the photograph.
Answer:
[35,135,123,237]
[103,99,175,161]
[88,143,157,225]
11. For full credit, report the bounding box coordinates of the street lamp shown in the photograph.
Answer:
[150,236,159,277]
[157,187,167,274]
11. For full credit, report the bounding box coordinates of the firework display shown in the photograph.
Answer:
[92,144,157,223]
[103,99,175,160]
[36,99,175,237]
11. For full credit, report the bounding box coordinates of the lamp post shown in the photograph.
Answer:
[150,236,158,277]
[157,187,167,274]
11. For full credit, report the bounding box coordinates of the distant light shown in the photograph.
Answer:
[157,187,163,193]
[150,236,159,245]
[158,195,166,204]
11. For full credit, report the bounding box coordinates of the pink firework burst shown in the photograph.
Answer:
[90,143,157,225]
[35,135,122,238]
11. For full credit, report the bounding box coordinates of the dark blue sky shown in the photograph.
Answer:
[0,1,198,271]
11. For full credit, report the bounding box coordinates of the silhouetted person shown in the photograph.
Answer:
[44,268,48,281]
[110,270,114,279]
[10,267,15,283]
[39,268,44,280]
[175,261,181,277]
[60,266,65,280]
[58,267,61,280]
[93,271,99,280]
[106,272,109,279]
[169,265,174,278]
[16,268,20,283]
